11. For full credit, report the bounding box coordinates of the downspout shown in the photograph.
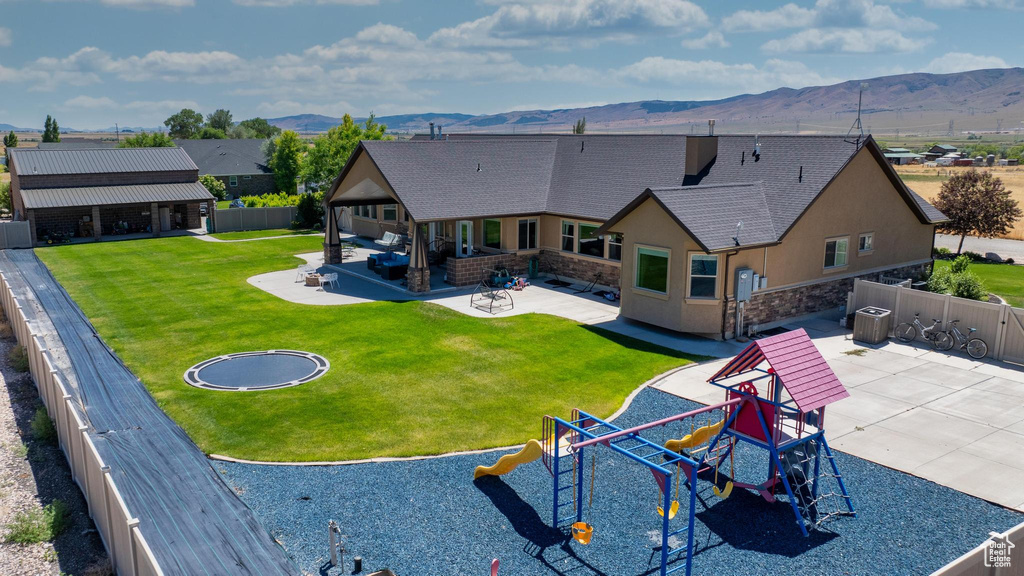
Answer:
[719,249,739,341]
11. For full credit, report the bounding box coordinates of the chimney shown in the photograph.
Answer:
[708,119,715,136]
[429,122,435,140]
[685,134,719,176]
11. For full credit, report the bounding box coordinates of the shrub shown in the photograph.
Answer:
[1005,258,1015,265]
[240,192,300,208]
[0,321,12,340]
[927,266,952,293]
[4,500,70,544]
[962,251,987,262]
[949,271,987,301]
[30,407,56,443]
[8,345,28,372]
[199,174,226,201]
[294,191,324,229]
[933,246,952,259]
[950,254,971,274]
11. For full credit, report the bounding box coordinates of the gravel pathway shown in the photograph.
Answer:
[219,387,1022,576]
[0,318,108,575]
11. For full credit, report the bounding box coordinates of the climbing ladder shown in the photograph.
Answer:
[780,436,856,529]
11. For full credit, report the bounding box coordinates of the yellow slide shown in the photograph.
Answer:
[474,439,544,479]
[665,420,724,453]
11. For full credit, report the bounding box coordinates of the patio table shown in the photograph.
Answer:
[304,273,322,287]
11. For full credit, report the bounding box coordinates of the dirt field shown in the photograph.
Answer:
[895,164,1024,240]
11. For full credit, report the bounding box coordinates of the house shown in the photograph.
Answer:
[7,147,214,245]
[322,134,945,339]
[882,147,923,165]
[922,144,959,162]
[174,139,274,197]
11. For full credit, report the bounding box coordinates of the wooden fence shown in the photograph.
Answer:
[212,206,297,233]
[0,272,164,576]
[852,279,1024,364]
[0,221,32,249]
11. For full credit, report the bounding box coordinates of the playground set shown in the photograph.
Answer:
[475,329,857,576]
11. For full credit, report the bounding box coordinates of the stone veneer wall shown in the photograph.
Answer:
[538,250,620,288]
[444,249,622,288]
[725,262,931,338]
[444,253,529,287]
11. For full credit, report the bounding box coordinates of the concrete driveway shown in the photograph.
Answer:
[654,318,1024,512]
[935,233,1024,263]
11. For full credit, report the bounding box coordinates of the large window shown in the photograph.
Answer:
[356,205,377,219]
[483,219,502,250]
[561,221,575,252]
[518,218,537,250]
[608,233,623,262]
[635,246,669,294]
[688,254,718,299]
[824,237,849,269]
[578,223,602,257]
[382,204,398,221]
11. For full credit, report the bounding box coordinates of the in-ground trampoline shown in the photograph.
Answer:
[184,350,329,391]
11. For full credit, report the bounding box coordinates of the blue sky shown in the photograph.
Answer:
[0,0,1020,130]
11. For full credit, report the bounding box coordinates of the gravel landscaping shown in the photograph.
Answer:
[0,317,108,576]
[218,387,1023,576]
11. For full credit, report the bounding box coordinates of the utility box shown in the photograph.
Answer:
[853,306,891,344]
[735,268,754,302]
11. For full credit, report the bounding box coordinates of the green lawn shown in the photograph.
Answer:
[935,259,1024,307]
[210,228,318,241]
[216,200,231,210]
[36,237,697,462]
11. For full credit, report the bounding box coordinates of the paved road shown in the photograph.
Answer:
[935,234,1024,263]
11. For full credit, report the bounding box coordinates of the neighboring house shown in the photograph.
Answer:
[174,139,274,197]
[7,147,214,245]
[882,147,924,165]
[922,144,959,162]
[322,134,945,339]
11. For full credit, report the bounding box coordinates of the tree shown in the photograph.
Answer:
[573,117,586,135]
[163,108,204,139]
[118,132,175,148]
[2,131,16,148]
[934,169,1022,253]
[226,124,256,139]
[238,117,281,139]
[206,109,233,133]
[295,191,325,228]
[42,115,60,143]
[198,126,227,139]
[199,174,227,201]
[301,114,389,190]
[0,181,10,216]
[269,130,305,194]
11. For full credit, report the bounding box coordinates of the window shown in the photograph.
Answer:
[688,254,718,299]
[635,247,669,294]
[243,175,252,180]
[607,233,623,262]
[483,219,501,249]
[561,221,575,252]
[858,232,874,253]
[356,205,377,219]
[518,218,537,250]
[824,237,849,269]
[229,176,238,187]
[382,204,398,221]
[578,223,603,257]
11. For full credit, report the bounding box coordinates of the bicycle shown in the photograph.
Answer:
[894,313,952,350]
[936,320,988,359]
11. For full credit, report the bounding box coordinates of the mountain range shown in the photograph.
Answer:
[267,67,1024,136]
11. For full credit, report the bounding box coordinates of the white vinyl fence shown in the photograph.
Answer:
[0,272,164,576]
[851,279,1024,364]
[932,520,1024,575]
[0,221,32,249]
[212,206,297,233]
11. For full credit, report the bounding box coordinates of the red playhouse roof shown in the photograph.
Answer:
[708,328,849,412]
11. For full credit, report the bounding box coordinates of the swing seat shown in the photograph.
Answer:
[657,501,679,519]
[571,522,593,545]
[713,481,734,500]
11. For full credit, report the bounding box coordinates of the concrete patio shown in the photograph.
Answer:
[654,318,1024,512]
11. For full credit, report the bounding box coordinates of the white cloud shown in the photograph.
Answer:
[124,99,201,111]
[725,0,935,32]
[763,28,925,54]
[63,95,117,108]
[681,30,729,50]
[616,57,838,93]
[923,52,1010,74]
[232,0,376,5]
[429,0,709,48]
[928,0,1019,7]
[0,27,11,47]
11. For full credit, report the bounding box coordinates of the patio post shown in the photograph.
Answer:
[91,206,102,241]
[407,220,430,293]
[323,201,342,265]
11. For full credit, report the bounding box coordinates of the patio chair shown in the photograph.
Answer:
[470,278,514,314]
[319,273,339,291]
[295,264,314,282]
[375,231,404,252]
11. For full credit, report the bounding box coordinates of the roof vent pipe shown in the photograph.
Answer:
[437,125,443,140]
[708,119,715,136]
[799,165,803,182]
[429,122,435,140]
